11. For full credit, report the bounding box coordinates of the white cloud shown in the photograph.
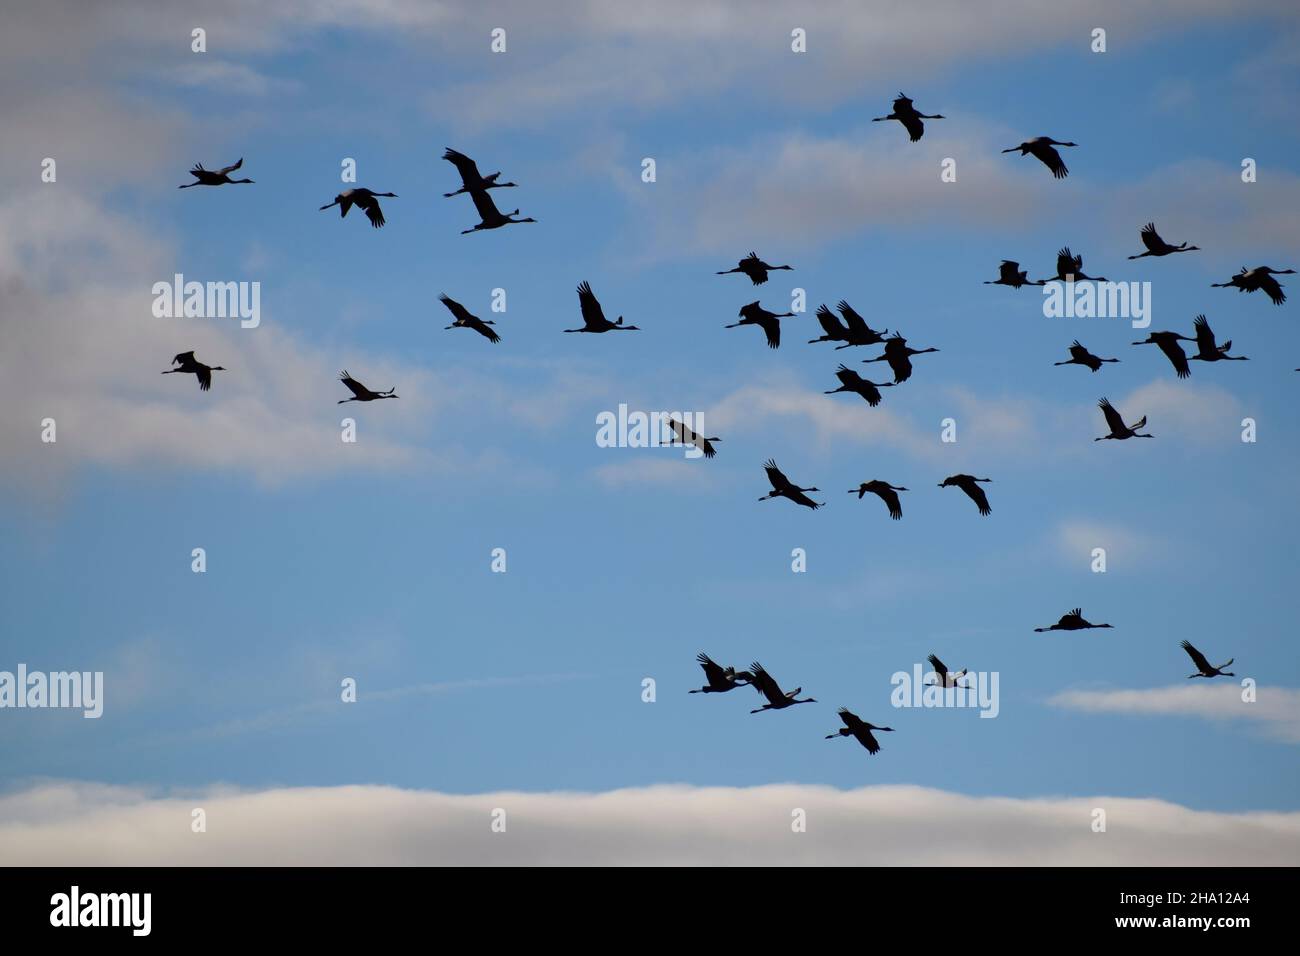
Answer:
[1121,379,1246,445]
[1050,685,1300,743]
[593,457,714,487]
[1056,519,1159,565]
[1,780,1297,865]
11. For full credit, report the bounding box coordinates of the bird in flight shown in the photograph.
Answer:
[1128,222,1199,259]
[716,252,792,286]
[984,260,1036,288]
[566,282,639,333]
[1095,397,1152,441]
[178,158,253,188]
[726,301,792,349]
[439,294,500,343]
[1187,315,1247,365]
[441,147,517,198]
[759,459,822,510]
[825,708,894,754]
[1132,331,1193,379]
[747,662,816,713]
[460,186,536,234]
[926,654,968,689]
[1055,340,1118,372]
[162,351,225,391]
[319,188,397,228]
[938,474,992,515]
[828,301,890,348]
[847,480,908,520]
[337,370,397,404]
[861,334,939,384]
[1034,608,1113,632]
[871,92,944,142]
[689,653,753,694]
[1211,266,1294,306]
[664,418,720,459]
[1002,137,1077,178]
[824,365,896,407]
[1180,641,1235,679]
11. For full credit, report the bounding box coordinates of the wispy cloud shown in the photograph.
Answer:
[1050,685,1300,743]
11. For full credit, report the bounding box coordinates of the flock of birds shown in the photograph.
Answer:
[168,90,1272,760]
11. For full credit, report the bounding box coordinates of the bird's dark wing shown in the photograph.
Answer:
[172,351,195,365]
[1156,338,1190,378]
[1260,274,1287,305]
[762,316,780,349]
[962,481,991,515]
[833,365,856,387]
[789,490,822,510]
[998,261,1020,282]
[1180,640,1212,672]
[469,318,501,343]
[764,459,790,491]
[1098,398,1125,434]
[815,305,846,337]
[469,187,501,222]
[577,282,606,327]
[217,158,243,176]
[196,365,212,391]
[1140,223,1163,253]
[853,727,882,754]
[837,301,871,336]
[927,654,948,680]
[1037,143,1068,178]
[438,294,474,323]
[900,113,924,142]
[1056,247,1081,276]
[748,663,783,705]
[837,707,857,728]
[697,653,728,686]
[875,486,903,519]
[1193,315,1215,352]
[339,371,368,398]
[442,148,482,184]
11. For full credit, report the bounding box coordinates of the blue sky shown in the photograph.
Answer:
[1,2,1298,862]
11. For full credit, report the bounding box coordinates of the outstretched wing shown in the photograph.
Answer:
[339,370,368,398]
[1037,143,1068,178]
[469,318,500,343]
[469,186,501,222]
[577,281,606,327]
[1156,338,1190,378]
[217,157,243,176]
[927,654,948,680]
[853,727,882,754]
[1056,247,1081,277]
[195,365,212,391]
[696,653,728,686]
[748,663,784,705]
[1098,398,1125,434]
[836,300,871,336]
[1180,640,1212,672]
[899,113,924,142]
[1192,315,1215,352]
[1139,222,1163,253]
[172,350,195,366]
[442,148,482,184]
[998,260,1021,282]
[438,294,475,324]
[763,459,790,492]
[1260,274,1287,305]
[874,485,903,520]
[961,480,991,515]
[815,305,846,337]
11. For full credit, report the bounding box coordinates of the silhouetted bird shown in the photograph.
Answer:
[825,708,894,754]
[1132,330,1193,379]
[872,92,944,142]
[337,370,397,404]
[847,480,908,520]
[1095,397,1151,441]
[664,418,720,459]
[441,147,516,198]
[938,474,991,515]
[1055,340,1118,372]
[1035,608,1113,632]
[162,351,225,391]
[825,365,896,407]
[1181,640,1235,679]
[319,188,397,229]
[1043,247,1107,282]
[689,653,753,694]
[830,300,889,347]
[716,252,792,286]
[747,662,816,713]
[1188,315,1247,364]
[566,282,639,333]
[178,158,253,188]
[759,459,822,510]
[862,334,939,383]
[726,301,791,349]
[926,654,968,688]
[1211,266,1294,306]
[461,187,535,234]
[984,260,1035,288]
[1128,222,1198,259]
[1002,137,1077,178]
[439,294,500,343]
[809,305,852,346]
